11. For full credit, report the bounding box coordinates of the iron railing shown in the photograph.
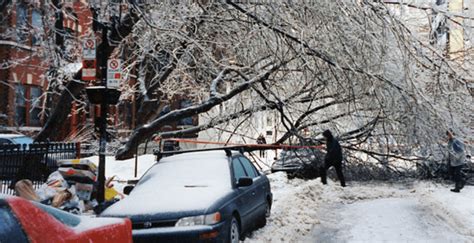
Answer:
[0,142,79,195]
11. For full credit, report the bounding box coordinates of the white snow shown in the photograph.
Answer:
[60,62,82,75]
[84,153,474,242]
[85,154,157,192]
[101,151,233,216]
[74,215,127,232]
[314,198,468,243]
[246,173,474,242]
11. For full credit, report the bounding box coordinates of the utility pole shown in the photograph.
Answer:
[85,5,121,204]
[97,26,109,204]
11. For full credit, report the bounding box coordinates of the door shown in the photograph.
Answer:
[0,202,29,243]
[231,157,257,231]
[238,156,267,219]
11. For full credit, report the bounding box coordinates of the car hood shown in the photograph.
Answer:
[101,185,232,220]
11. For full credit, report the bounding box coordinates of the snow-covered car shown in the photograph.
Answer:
[271,148,325,179]
[101,149,273,242]
[0,194,132,243]
[0,134,33,147]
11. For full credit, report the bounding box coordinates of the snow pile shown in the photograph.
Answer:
[246,173,474,242]
[416,183,474,237]
[85,154,157,192]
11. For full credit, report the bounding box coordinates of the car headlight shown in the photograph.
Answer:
[175,212,221,227]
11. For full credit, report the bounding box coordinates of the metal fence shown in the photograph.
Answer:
[0,142,79,195]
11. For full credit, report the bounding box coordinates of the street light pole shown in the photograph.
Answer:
[86,5,121,205]
[96,25,109,204]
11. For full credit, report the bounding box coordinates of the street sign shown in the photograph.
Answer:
[82,38,96,60]
[82,59,96,81]
[107,59,122,89]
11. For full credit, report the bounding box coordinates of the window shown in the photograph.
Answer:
[11,136,33,145]
[32,9,43,45]
[119,101,133,129]
[177,99,194,126]
[15,85,43,127]
[232,158,247,181]
[16,3,28,43]
[238,157,259,178]
[29,86,42,126]
[15,85,26,126]
[0,139,13,144]
[159,105,170,117]
[0,204,29,242]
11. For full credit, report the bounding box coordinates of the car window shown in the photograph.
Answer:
[35,203,81,227]
[238,157,259,178]
[11,136,33,145]
[232,158,247,180]
[0,138,12,144]
[0,204,29,243]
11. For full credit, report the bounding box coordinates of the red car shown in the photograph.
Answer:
[0,195,132,243]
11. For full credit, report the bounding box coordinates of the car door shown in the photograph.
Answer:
[0,138,13,145]
[237,156,267,219]
[0,202,29,243]
[231,156,256,231]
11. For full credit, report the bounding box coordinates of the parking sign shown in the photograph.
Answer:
[82,38,96,60]
[107,59,122,89]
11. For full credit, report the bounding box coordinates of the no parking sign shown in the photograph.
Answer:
[107,59,122,89]
[82,38,96,81]
[82,38,96,60]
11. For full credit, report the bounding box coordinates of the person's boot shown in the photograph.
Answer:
[450,188,460,193]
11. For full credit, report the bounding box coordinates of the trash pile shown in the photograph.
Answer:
[15,159,123,214]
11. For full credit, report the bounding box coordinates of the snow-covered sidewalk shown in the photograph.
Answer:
[246,173,474,243]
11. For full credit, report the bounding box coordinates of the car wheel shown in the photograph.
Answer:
[257,201,270,228]
[229,217,240,243]
[265,201,271,218]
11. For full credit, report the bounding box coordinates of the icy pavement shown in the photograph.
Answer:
[306,198,468,243]
[246,172,474,243]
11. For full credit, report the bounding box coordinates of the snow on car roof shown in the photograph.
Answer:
[0,134,28,138]
[140,150,232,188]
[0,194,13,200]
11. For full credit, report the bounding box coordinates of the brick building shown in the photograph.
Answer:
[0,0,92,137]
[0,1,198,141]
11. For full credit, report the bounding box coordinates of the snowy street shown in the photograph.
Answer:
[305,198,468,243]
[246,173,474,243]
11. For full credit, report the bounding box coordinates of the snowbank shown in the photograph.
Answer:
[415,182,474,237]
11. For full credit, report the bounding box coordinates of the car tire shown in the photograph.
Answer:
[228,217,240,243]
[257,201,271,228]
[265,201,271,218]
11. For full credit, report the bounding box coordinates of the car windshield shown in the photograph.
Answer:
[11,136,33,145]
[35,202,81,227]
[135,151,231,190]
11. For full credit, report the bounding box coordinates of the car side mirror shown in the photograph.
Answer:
[237,177,253,187]
[123,185,135,195]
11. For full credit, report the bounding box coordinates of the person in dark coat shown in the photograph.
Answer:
[446,130,466,193]
[256,134,267,157]
[320,130,346,187]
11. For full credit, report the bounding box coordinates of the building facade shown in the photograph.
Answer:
[0,0,92,137]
